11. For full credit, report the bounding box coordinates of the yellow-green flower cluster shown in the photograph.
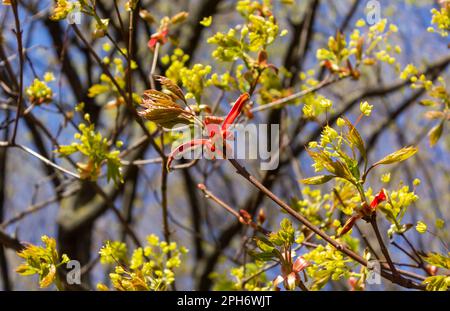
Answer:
[416,221,428,234]
[99,241,128,264]
[303,243,355,290]
[209,72,236,91]
[400,63,419,80]
[208,0,283,62]
[246,14,279,51]
[400,63,439,91]
[316,33,349,68]
[379,185,419,237]
[97,234,188,291]
[26,79,53,105]
[57,118,123,185]
[179,64,212,102]
[50,0,75,21]
[317,18,400,76]
[293,187,332,226]
[88,51,131,100]
[359,101,373,117]
[319,125,339,148]
[162,48,190,83]
[302,94,333,119]
[428,4,450,37]
[207,28,243,62]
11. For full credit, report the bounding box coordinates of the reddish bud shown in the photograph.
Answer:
[338,215,361,237]
[293,256,310,273]
[257,50,268,66]
[239,209,252,225]
[348,277,357,291]
[426,265,438,276]
[370,189,387,210]
[257,209,266,224]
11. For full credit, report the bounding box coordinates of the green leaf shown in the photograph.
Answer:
[57,145,78,156]
[344,118,366,165]
[301,175,335,185]
[373,146,418,167]
[280,218,292,232]
[16,263,37,276]
[249,251,276,262]
[428,121,444,147]
[88,84,109,98]
[423,275,450,291]
[421,252,450,269]
[256,239,274,253]
[307,149,353,181]
[419,99,437,106]
[329,159,354,181]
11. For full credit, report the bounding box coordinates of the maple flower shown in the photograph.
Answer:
[167,93,250,170]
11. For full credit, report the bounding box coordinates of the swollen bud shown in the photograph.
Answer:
[426,265,438,276]
[239,209,252,225]
[139,9,156,24]
[258,209,266,224]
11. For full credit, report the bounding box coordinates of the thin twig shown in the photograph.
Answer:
[197,183,270,235]
[150,42,160,90]
[0,141,80,178]
[10,0,24,144]
[370,214,400,280]
[250,76,335,113]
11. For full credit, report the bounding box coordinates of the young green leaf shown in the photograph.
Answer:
[423,275,450,291]
[373,146,418,166]
[428,121,444,147]
[421,252,450,269]
[301,175,335,185]
[344,118,366,165]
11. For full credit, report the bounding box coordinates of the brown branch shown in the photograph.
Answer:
[228,158,425,290]
[10,0,24,144]
[370,214,400,280]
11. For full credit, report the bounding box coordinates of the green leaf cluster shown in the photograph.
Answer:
[16,236,70,290]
